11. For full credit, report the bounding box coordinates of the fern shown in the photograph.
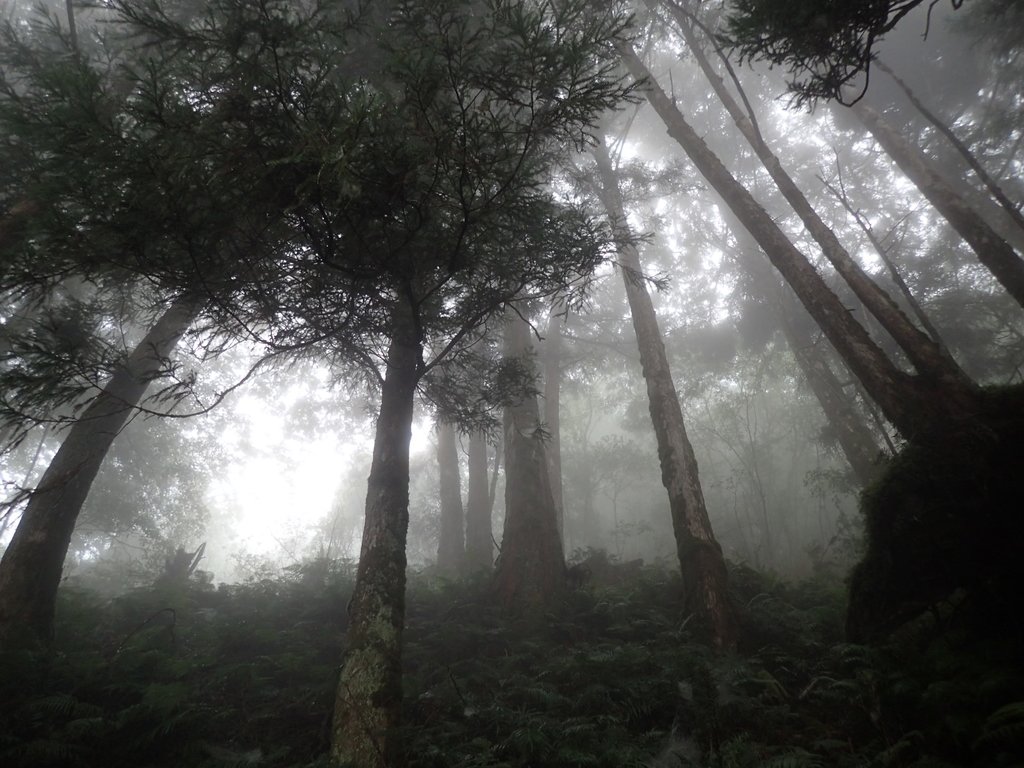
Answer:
[757,749,822,768]
[974,701,1024,752]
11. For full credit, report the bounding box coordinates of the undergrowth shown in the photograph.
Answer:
[0,558,1021,767]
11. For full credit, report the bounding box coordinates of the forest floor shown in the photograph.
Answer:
[1,555,1022,768]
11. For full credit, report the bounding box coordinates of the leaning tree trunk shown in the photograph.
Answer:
[543,305,565,541]
[593,141,737,650]
[331,299,421,768]
[853,103,1024,310]
[875,59,1024,240]
[663,2,968,388]
[492,309,566,614]
[617,43,978,439]
[725,216,885,487]
[781,309,885,487]
[435,420,465,574]
[0,293,201,649]
[464,430,493,572]
[820,175,952,355]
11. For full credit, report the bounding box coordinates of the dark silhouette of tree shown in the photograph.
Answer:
[492,309,567,614]
[723,0,965,105]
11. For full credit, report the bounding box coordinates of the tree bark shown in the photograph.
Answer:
[543,305,565,541]
[331,299,421,768]
[464,430,493,572]
[854,103,1024,310]
[435,420,465,574]
[0,293,201,649]
[618,43,974,438]
[491,309,566,614]
[593,141,737,650]
[664,3,968,387]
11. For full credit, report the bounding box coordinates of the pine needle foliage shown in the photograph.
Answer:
[0,555,1020,767]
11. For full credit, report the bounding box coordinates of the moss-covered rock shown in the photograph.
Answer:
[846,384,1024,643]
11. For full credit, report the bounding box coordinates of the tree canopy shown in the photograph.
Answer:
[724,0,965,105]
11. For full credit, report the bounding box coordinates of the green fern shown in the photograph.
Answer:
[974,701,1024,752]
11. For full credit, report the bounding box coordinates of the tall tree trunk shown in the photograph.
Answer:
[492,309,566,614]
[821,175,952,354]
[725,216,885,486]
[853,103,1024,310]
[0,293,201,649]
[662,1,968,387]
[331,299,421,768]
[617,43,976,438]
[464,430,493,572]
[876,59,1024,239]
[543,305,565,541]
[435,420,465,574]
[593,141,737,650]
[781,308,884,487]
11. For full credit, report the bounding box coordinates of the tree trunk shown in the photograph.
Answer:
[593,141,737,650]
[331,300,421,768]
[543,306,565,541]
[725,216,885,487]
[464,430,493,572]
[781,309,884,487]
[0,293,201,649]
[821,175,952,354]
[854,103,1024,310]
[617,43,975,439]
[876,59,1024,239]
[435,420,465,574]
[664,4,969,387]
[491,309,566,614]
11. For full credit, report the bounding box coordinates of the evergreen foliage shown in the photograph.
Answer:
[723,0,965,105]
[1,559,1020,767]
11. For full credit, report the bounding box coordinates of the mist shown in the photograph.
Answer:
[1,0,1022,766]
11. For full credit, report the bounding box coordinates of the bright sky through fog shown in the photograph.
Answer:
[204,390,434,579]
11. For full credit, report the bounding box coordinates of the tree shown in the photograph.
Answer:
[852,103,1024,310]
[661,0,969,389]
[542,304,566,539]
[435,420,464,574]
[3,3,629,762]
[592,139,737,650]
[463,429,494,572]
[0,2,293,649]
[723,0,966,105]
[616,42,981,440]
[491,309,567,613]
[0,293,201,647]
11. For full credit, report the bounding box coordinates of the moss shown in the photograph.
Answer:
[846,384,1024,644]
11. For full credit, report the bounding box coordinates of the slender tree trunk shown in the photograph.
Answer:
[781,310,884,487]
[0,293,201,649]
[820,175,951,354]
[617,43,975,438]
[854,103,1024,309]
[492,309,566,614]
[876,59,1024,239]
[594,141,737,650]
[663,2,968,387]
[464,430,493,572]
[487,438,501,518]
[435,420,465,574]
[724,216,885,486]
[543,305,565,541]
[331,301,421,768]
